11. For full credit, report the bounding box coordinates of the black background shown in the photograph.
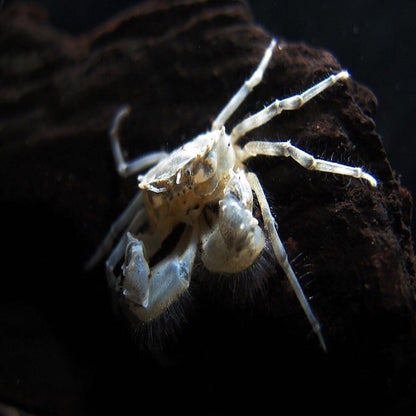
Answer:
[2,1,416,413]
[5,0,415,232]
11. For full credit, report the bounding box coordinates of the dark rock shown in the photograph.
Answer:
[1,1,415,414]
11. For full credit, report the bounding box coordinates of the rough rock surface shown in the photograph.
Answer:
[1,1,415,414]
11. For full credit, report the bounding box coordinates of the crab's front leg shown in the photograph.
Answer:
[121,226,198,322]
[121,233,151,307]
[201,170,265,274]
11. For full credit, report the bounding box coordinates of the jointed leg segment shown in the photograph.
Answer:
[211,39,277,130]
[86,106,170,270]
[85,192,146,270]
[105,207,148,290]
[110,105,168,177]
[123,226,199,322]
[242,140,378,187]
[231,71,349,142]
[247,172,327,351]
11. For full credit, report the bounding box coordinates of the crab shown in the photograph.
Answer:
[86,39,378,351]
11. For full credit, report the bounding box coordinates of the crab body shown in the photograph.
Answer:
[86,39,378,350]
[140,129,234,231]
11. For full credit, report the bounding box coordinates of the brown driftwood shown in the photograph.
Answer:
[1,1,415,414]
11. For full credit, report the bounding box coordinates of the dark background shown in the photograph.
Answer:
[1,1,415,413]
[5,0,415,232]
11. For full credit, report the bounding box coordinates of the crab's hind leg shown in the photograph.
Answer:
[247,172,327,351]
[211,39,276,131]
[110,105,168,178]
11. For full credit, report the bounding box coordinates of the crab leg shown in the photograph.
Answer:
[241,140,377,187]
[231,70,349,142]
[247,172,327,351]
[124,226,199,322]
[85,192,146,270]
[211,39,276,131]
[110,105,168,178]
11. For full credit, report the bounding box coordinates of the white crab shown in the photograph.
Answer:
[87,39,377,350]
